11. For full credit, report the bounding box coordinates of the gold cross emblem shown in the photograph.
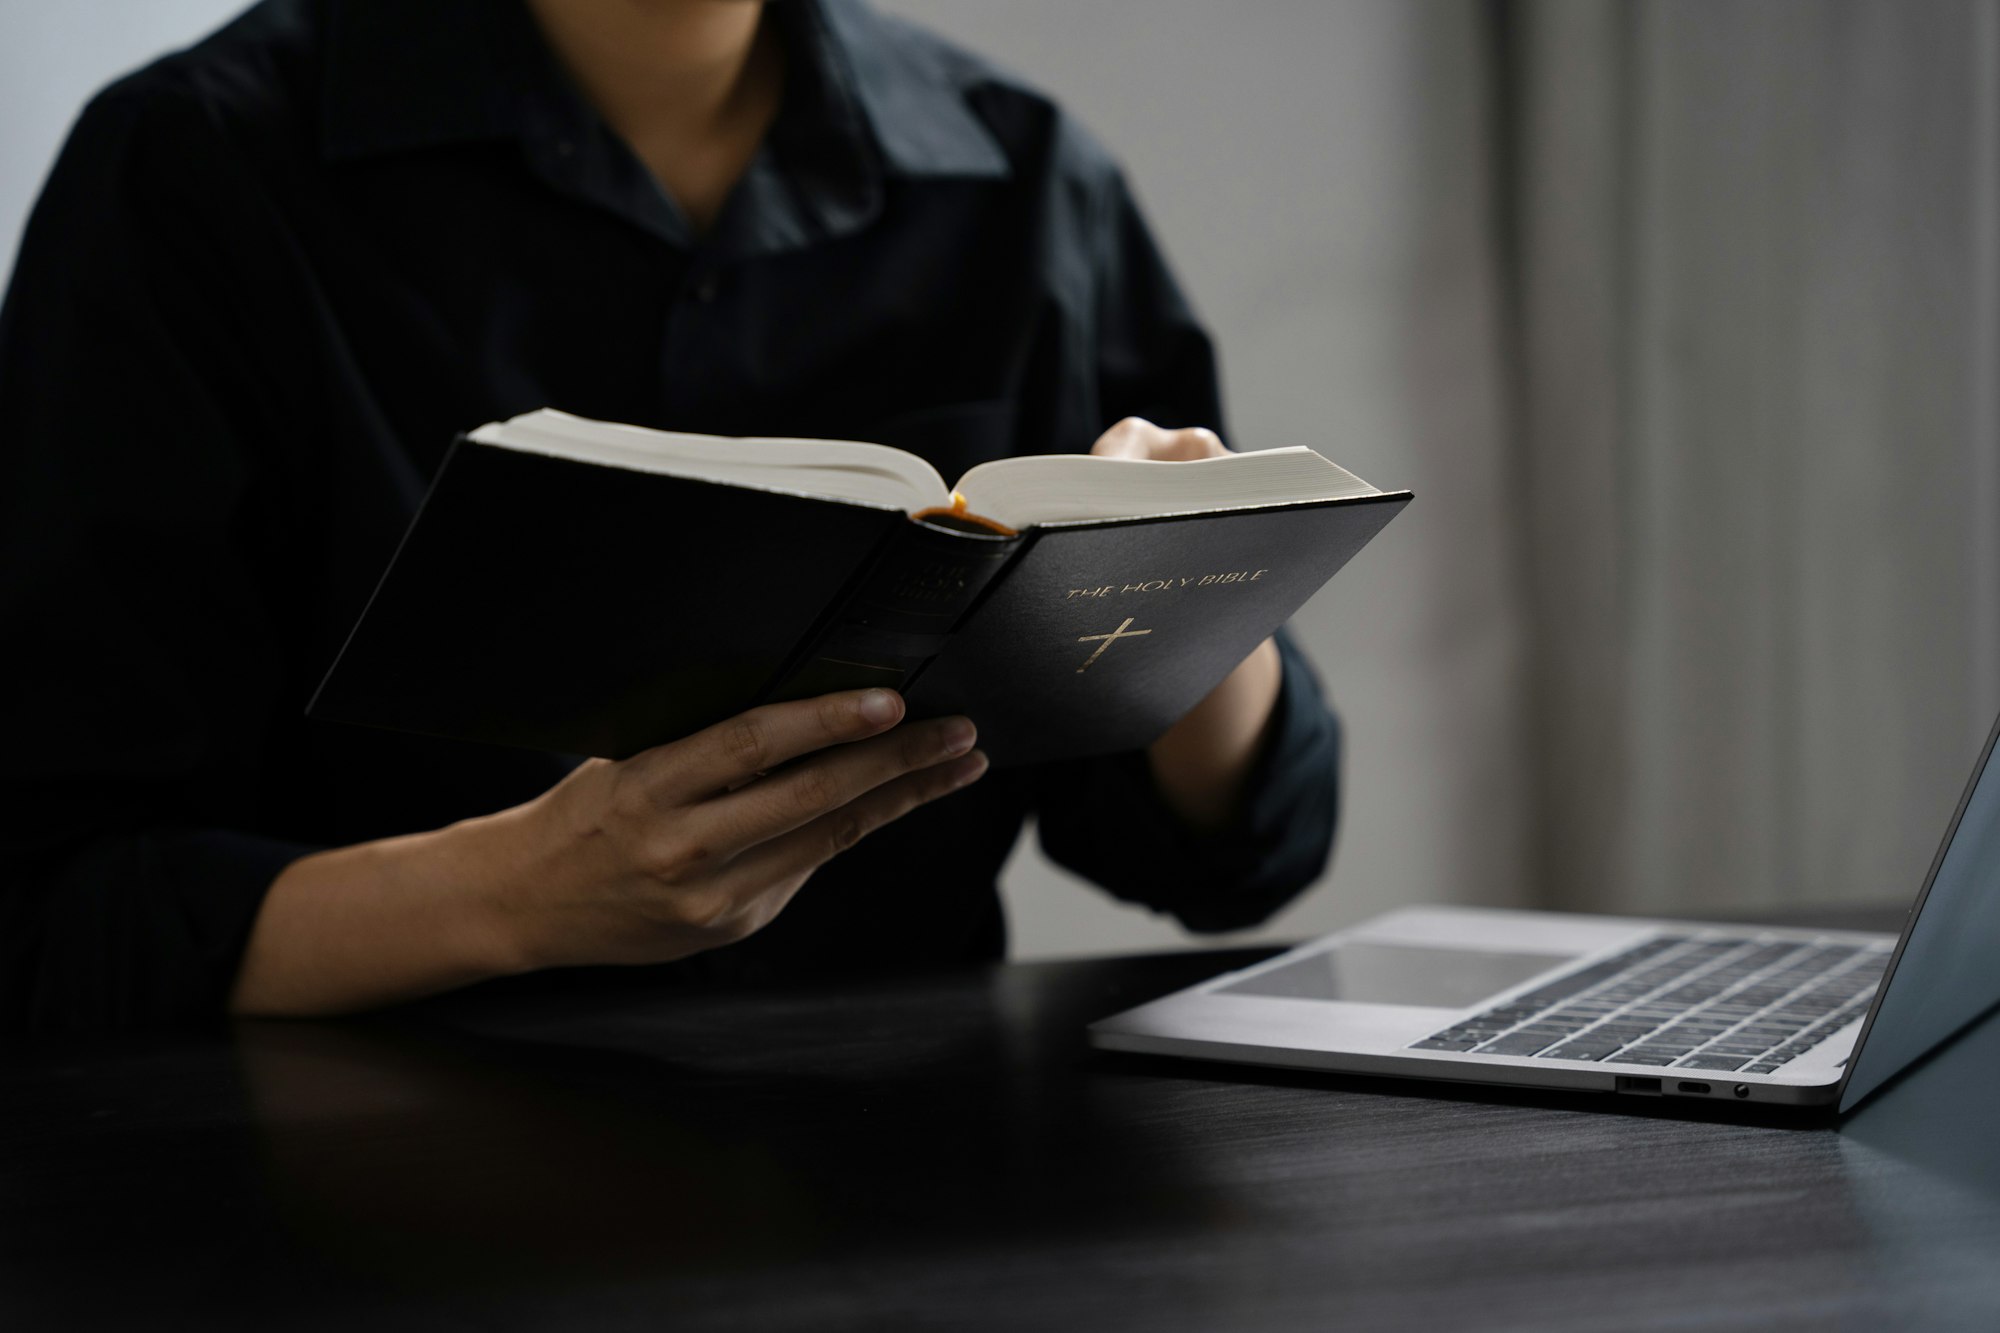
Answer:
[1075,617,1153,673]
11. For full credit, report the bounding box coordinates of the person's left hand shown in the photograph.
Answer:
[1089,416,1230,461]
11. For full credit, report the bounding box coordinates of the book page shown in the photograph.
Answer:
[470,409,953,512]
[953,447,1379,528]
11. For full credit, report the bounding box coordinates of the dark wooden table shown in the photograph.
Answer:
[4,908,1996,1332]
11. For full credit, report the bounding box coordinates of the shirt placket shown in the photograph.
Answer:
[658,250,728,424]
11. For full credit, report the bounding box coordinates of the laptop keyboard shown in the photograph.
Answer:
[1409,934,1892,1074]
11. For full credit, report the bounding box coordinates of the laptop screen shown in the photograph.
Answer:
[1839,715,2000,1113]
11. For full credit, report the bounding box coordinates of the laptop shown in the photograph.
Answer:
[1090,713,2000,1113]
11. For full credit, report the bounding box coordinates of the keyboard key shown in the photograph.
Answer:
[1474,1030,1567,1056]
[1677,1054,1750,1071]
[1616,1045,1691,1062]
[1412,1038,1482,1051]
[1649,1031,1706,1047]
[1540,1036,1632,1061]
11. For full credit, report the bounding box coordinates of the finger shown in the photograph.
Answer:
[1169,426,1231,460]
[634,688,905,801]
[1142,426,1229,461]
[1089,416,1158,458]
[726,749,991,891]
[1089,418,1230,461]
[693,714,977,856]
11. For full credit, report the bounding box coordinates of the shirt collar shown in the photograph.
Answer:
[811,0,1011,180]
[318,0,1010,186]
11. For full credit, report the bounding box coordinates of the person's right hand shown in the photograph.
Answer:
[488,689,985,970]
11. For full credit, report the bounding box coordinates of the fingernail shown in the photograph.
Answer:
[940,717,976,756]
[948,751,989,787]
[858,690,900,725]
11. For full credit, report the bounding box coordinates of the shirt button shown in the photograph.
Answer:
[690,272,720,304]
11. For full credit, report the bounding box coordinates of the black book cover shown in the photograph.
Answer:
[904,498,1402,764]
[309,439,1410,765]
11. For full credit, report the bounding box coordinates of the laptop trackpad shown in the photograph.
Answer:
[1221,941,1578,1009]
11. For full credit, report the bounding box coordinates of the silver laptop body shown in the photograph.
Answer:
[1090,715,2000,1113]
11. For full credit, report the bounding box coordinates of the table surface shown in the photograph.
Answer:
[4,906,1997,1333]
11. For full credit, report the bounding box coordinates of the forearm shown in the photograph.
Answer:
[228,808,538,1018]
[1146,636,1283,831]
[228,692,980,1019]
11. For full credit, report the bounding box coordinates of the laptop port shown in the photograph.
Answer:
[1615,1076,1662,1094]
[1676,1080,1712,1094]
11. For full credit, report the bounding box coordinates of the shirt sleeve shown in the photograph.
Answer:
[1029,162,1343,932]
[0,85,315,1031]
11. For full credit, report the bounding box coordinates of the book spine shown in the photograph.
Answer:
[760,520,1022,704]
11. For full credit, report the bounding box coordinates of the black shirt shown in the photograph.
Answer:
[0,0,1340,1029]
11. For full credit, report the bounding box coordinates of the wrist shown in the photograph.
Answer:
[440,800,569,978]
[230,807,555,1018]
[1148,637,1283,830]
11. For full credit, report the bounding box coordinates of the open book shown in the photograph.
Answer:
[469,409,1381,530]
[311,410,1411,765]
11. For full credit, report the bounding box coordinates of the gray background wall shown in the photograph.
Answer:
[4,1,1990,960]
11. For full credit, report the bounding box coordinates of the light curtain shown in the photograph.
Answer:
[1503,0,2000,913]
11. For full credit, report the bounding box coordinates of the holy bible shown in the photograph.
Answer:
[308,410,1412,765]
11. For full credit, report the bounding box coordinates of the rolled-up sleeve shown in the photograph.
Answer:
[0,85,312,1030]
